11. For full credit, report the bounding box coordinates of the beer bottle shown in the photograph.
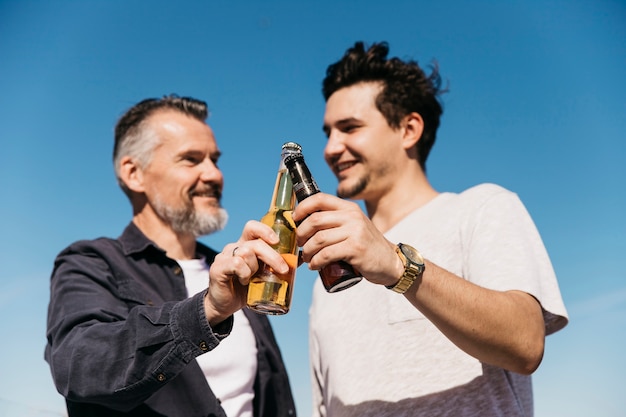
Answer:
[282,142,362,292]
[246,143,300,315]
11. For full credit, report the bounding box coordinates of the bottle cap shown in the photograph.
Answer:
[282,142,302,152]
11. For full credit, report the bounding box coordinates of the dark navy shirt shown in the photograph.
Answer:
[45,222,295,417]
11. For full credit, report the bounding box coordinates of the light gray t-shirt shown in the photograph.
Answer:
[309,183,568,417]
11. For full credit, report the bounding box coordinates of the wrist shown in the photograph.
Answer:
[386,243,426,294]
[203,291,233,328]
[387,246,406,287]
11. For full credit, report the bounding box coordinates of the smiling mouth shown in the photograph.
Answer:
[335,161,357,175]
[191,194,222,210]
[190,186,222,201]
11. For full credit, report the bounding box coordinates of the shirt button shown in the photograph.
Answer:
[199,341,209,351]
[173,266,182,276]
[156,373,166,382]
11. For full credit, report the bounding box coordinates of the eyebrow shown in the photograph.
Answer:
[178,148,222,160]
[322,117,362,135]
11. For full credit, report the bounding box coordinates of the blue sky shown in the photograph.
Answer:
[1,0,624,415]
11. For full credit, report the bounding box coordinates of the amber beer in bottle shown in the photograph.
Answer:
[282,142,362,292]
[246,144,300,315]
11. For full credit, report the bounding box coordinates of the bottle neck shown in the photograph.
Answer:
[284,154,321,202]
[271,166,296,210]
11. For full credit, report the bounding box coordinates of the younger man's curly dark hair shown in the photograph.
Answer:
[323,42,445,171]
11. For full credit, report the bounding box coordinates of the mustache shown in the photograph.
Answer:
[189,183,222,200]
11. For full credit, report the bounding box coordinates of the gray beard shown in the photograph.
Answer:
[153,198,228,237]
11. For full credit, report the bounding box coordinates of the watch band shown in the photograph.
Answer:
[387,243,425,294]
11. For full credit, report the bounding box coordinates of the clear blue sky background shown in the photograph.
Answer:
[1,1,624,416]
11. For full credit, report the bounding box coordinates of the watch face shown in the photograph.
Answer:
[400,243,424,265]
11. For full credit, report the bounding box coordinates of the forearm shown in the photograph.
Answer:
[47,287,230,411]
[404,260,545,374]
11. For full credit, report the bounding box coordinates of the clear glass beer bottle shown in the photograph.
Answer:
[246,143,300,314]
[282,142,362,292]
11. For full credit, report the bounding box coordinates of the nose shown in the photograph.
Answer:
[199,159,223,185]
[324,129,345,163]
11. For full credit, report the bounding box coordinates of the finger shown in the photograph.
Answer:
[303,238,351,270]
[212,247,252,282]
[244,239,290,274]
[240,220,280,245]
[295,210,349,245]
[292,192,361,222]
[228,240,290,281]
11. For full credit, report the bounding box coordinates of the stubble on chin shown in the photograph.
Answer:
[336,176,368,200]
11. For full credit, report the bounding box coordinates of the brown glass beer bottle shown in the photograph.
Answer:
[282,142,362,292]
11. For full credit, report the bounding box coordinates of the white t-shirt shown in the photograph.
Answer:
[177,257,258,417]
[309,183,568,417]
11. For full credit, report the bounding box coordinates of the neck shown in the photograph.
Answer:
[365,168,438,233]
[132,214,198,260]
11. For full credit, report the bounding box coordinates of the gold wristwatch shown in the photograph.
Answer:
[386,243,425,294]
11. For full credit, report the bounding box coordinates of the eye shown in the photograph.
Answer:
[342,124,358,133]
[179,152,203,165]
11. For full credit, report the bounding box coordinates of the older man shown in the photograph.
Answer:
[45,95,296,417]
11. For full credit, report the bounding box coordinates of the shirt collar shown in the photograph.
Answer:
[117,221,218,261]
[118,222,164,256]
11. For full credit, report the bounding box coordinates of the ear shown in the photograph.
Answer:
[400,112,424,151]
[119,156,146,193]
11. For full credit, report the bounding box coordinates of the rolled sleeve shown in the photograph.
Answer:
[45,238,232,412]
[170,290,234,363]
